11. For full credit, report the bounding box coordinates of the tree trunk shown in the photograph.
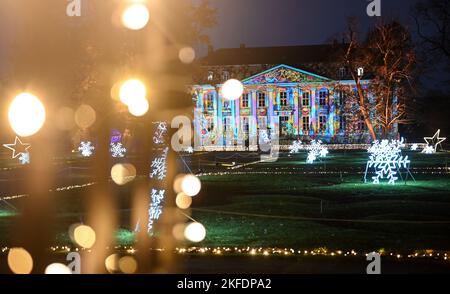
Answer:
[355,78,377,141]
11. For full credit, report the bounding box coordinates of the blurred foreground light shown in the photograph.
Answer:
[45,263,72,274]
[75,104,96,129]
[221,79,244,101]
[105,254,120,273]
[184,222,206,243]
[172,223,187,241]
[122,4,150,30]
[128,97,149,117]
[55,107,76,131]
[176,192,192,209]
[7,248,33,274]
[111,163,137,185]
[69,224,96,249]
[8,93,46,137]
[119,79,147,106]
[181,175,201,197]
[119,256,138,274]
[179,47,196,64]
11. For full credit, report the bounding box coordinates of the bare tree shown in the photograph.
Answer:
[341,18,378,141]
[339,19,416,140]
[413,0,450,62]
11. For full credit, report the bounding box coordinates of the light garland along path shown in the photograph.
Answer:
[191,207,450,225]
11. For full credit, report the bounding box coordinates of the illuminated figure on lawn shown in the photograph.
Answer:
[78,141,95,157]
[289,140,302,154]
[364,139,413,185]
[306,140,328,164]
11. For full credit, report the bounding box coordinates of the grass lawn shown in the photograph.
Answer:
[0,150,449,252]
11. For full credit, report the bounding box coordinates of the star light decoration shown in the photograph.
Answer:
[365,138,410,185]
[78,141,95,157]
[3,136,31,165]
[306,140,328,164]
[289,140,302,154]
[110,142,127,158]
[423,130,446,153]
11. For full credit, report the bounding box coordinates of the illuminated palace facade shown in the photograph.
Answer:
[191,44,391,149]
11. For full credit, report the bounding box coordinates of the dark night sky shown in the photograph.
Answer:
[208,0,418,49]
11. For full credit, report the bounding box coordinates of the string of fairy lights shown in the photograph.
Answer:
[1,245,447,262]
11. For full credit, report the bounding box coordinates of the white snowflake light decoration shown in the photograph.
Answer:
[150,148,169,180]
[148,189,165,232]
[110,142,127,158]
[153,122,168,145]
[306,140,328,164]
[78,141,95,157]
[365,139,410,185]
[185,146,194,154]
[289,140,302,154]
[410,144,418,151]
[422,145,435,154]
[18,152,30,165]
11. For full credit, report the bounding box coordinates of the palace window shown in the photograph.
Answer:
[319,115,327,131]
[207,71,214,81]
[302,91,310,106]
[223,117,231,133]
[258,92,266,108]
[207,117,214,131]
[302,116,310,131]
[223,100,230,110]
[258,116,268,130]
[222,71,230,82]
[280,91,288,107]
[339,116,346,131]
[339,67,347,79]
[206,93,214,110]
[338,90,346,106]
[319,91,328,106]
[358,116,366,131]
[242,93,249,108]
[242,117,250,133]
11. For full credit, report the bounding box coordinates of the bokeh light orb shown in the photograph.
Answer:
[8,93,46,137]
[72,224,96,249]
[45,263,72,274]
[221,79,244,101]
[172,223,187,241]
[121,4,150,30]
[176,192,193,209]
[105,254,120,273]
[184,222,206,243]
[178,47,196,64]
[181,175,201,197]
[74,104,96,129]
[111,163,137,185]
[128,97,149,117]
[119,79,147,106]
[119,256,138,274]
[7,248,33,274]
